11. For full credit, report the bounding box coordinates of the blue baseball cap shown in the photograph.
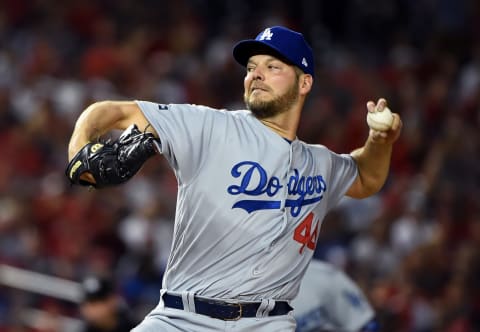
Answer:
[233,26,315,77]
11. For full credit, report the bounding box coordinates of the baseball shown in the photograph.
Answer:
[366,107,394,131]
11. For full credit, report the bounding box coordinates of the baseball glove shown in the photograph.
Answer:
[66,124,159,188]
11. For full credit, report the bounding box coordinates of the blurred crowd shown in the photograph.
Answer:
[0,0,479,331]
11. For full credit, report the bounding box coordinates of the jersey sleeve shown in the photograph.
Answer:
[135,101,217,184]
[327,268,375,331]
[326,152,358,209]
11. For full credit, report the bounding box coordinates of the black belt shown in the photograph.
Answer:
[162,293,292,321]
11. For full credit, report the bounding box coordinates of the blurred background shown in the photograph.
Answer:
[0,0,479,331]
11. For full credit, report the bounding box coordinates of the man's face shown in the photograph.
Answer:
[243,54,300,119]
[81,296,116,326]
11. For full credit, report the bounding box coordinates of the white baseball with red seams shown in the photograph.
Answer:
[367,107,394,131]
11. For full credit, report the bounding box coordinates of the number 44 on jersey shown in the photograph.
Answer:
[293,212,320,254]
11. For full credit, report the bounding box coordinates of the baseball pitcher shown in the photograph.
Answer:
[66,26,402,331]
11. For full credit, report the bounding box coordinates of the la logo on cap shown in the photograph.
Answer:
[259,28,273,41]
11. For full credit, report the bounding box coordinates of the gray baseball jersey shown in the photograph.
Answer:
[136,101,358,301]
[292,260,375,332]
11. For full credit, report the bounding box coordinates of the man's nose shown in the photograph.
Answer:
[251,67,264,80]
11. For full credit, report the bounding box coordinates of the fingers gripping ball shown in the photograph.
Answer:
[367,107,394,131]
[66,124,159,188]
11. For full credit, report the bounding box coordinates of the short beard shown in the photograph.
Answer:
[244,79,299,119]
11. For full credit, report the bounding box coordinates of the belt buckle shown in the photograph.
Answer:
[224,302,242,321]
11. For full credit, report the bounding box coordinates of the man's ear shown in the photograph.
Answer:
[299,74,313,95]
